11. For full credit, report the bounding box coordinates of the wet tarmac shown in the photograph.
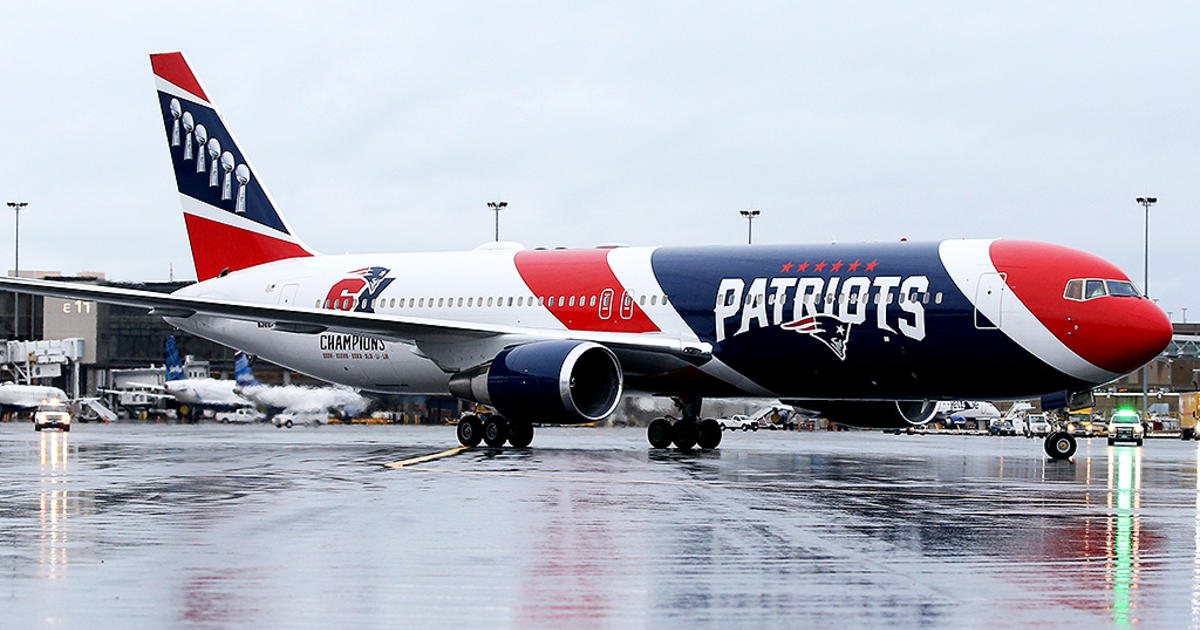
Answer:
[2,423,1199,629]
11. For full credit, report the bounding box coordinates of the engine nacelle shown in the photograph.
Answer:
[448,340,623,423]
[790,400,938,429]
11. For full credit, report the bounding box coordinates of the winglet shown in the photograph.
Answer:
[234,352,259,388]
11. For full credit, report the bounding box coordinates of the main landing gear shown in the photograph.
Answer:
[1044,431,1077,460]
[647,396,722,451]
[456,414,535,448]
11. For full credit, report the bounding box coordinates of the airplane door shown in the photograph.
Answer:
[280,283,300,306]
[974,273,1006,329]
[619,291,634,320]
[599,288,614,320]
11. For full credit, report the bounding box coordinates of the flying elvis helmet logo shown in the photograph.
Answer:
[781,315,853,360]
[324,267,395,313]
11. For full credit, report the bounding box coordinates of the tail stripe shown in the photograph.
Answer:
[150,53,209,103]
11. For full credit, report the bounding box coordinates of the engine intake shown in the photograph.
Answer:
[449,340,623,423]
[788,400,937,429]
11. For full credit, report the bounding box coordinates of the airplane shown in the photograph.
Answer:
[232,352,368,417]
[154,333,250,417]
[0,52,1172,460]
[0,382,70,414]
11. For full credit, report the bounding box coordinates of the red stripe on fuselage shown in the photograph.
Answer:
[150,52,209,103]
[514,249,660,333]
[183,213,312,281]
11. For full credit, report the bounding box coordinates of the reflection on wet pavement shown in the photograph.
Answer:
[2,424,1199,627]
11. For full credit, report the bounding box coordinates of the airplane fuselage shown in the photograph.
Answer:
[167,238,1166,406]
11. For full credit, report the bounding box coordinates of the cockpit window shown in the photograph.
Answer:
[1066,278,1141,302]
[1064,279,1083,300]
[1106,280,1140,297]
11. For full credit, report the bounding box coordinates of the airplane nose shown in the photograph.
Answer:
[988,239,1173,377]
[1103,298,1173,374]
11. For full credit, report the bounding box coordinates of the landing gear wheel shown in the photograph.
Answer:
[1107,438,1115,446]
[647,417,673,448]
[483,416,509,447]
[508,421,534,448]
[457,414,483,447]
[697,418,722,449]
[672,418,699,450]
[1136,439,1144,446]
[1044,432,1076,460]
[284,419,293,428]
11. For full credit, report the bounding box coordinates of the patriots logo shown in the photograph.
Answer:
[325,267,395,313]
[358,266,391,294]
[780,315,853,360]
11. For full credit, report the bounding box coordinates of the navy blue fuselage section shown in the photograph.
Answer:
[157,92,288,234]
[650,243,1089,400]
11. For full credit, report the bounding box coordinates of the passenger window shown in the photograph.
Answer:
[1064,279,1083,301]
[508,297,514,307]
[456,297,463,307]
[487,297,494,307]
[1085,279,1106,299]
[539,296,546,306]
[663,295,669,305]
[651,295,658,306]
[567,296,575,307]
[589,295,596,307]
[323,299,330,309]
[640,295,647,305]
[935,292,943,304]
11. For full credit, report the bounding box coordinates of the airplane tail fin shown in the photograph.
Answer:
[233,352,260,388]
[150,52,315,281]
[165,336,186,382]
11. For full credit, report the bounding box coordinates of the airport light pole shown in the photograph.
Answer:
[1136,196,1157,422]
[487,201,507,241]
[739,208,760,245]
[6,201,27,340]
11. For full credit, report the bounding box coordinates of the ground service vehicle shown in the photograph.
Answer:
[1025,413,1053,436]
[215,407,264,424]
[33,400,71,432]
[1107,409,1144,446]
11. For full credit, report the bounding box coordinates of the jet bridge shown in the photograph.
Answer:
[0,338,85,396]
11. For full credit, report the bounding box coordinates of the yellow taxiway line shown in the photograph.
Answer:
[384,446,468,469]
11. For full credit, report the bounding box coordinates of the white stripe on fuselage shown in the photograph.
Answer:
[937,239,1117,383]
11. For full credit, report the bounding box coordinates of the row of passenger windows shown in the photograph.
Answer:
[728,291,945,308]
[317,293,672,311]
[1063,278,1141,302]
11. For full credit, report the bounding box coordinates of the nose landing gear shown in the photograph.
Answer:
[1044,431,1077,460]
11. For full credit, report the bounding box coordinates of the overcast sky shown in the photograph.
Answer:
[1,2,1196,319]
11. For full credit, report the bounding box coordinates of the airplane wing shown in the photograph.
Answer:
[0,276,712,372]
[98,388,175,399]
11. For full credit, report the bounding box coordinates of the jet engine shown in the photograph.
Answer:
[787,400,938,429]
[448,340,623,423]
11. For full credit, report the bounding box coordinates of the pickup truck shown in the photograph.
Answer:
[214,408,264,424]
